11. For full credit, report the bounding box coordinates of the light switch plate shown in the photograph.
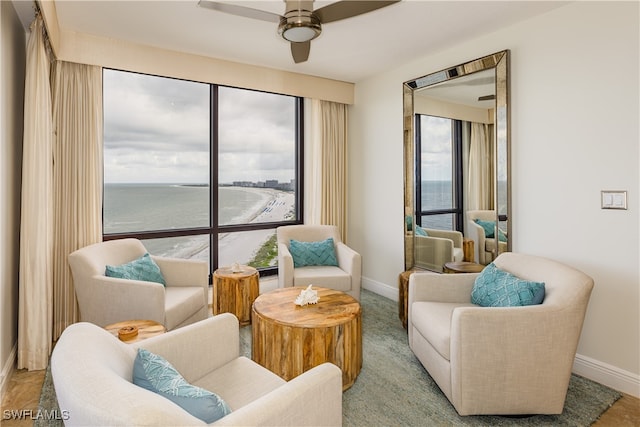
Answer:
[601,191,627,210]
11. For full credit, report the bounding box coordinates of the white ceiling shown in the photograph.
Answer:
[13,0,568,82]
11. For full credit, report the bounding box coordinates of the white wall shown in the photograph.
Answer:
[0,0,25,398]
[349,1,639,396]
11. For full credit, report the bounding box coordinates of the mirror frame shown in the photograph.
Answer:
[403,50,511,271]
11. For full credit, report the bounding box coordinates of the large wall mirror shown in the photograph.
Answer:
[403,50,511,272]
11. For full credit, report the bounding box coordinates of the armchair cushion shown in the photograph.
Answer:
[133,348,231,423]
[105,252,166,286]
[471,263,545,307]
[289,238,339,267]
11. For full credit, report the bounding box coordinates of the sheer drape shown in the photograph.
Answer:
[311,100,348,241]
[18,15,54,370]
[467,123,494,210]
[51,61,103,339]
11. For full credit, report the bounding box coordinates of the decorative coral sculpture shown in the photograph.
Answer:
[294,284,319,306]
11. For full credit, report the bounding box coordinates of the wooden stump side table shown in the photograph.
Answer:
[213,265,259,326]
[398,270,416,329]
[443,261,485,274]
[251,286,362,391]
[104,320,166,344]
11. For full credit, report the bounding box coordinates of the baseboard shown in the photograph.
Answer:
[362,276,398,302]
[361,278,640,399]
[573,353,640,398]
[0,343,17,403]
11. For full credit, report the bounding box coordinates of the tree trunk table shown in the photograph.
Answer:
[444,261,485,274]
[213,265,260,326]
[104,320,166,344]
[251,286,362,391]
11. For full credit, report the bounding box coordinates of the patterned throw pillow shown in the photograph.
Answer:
[105,253,166,286]
[471,262,545,307]
[289,238,339,268]
[133,348,231,423]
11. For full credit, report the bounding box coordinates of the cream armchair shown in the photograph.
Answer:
[277,225,361,300]
[466,210,507,264]
[408,252,594,415]
[414,227,464,272]
[52,315,342,426]
[68,238,208,331]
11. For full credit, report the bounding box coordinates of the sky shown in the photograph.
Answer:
[420,115,452,181]
[103,69,296,184]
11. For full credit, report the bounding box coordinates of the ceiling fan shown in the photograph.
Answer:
[198,0,400,63]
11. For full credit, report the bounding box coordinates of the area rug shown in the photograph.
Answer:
[39,289,620,426]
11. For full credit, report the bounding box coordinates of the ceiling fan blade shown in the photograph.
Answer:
[314,0,400,24]
[291,41,311,63]
[198,0,281,23]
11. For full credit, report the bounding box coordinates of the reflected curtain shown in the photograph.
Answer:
[311,100,348,241]
[18,15,53,370]
[467,123,494,210]
[51,61,103,339]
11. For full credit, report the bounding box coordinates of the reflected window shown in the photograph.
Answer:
[416,115,463,232]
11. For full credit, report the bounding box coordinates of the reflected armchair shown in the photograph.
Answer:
[408,252,594,415]
[414,227,464,272]
[466,210,507,264]
[68,238,208,330]
[277,225,361,300]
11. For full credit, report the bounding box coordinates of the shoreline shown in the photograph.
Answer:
[161,187,295,266]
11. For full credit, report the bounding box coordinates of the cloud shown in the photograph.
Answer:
[419,115,452,181]
[103,70,297,184]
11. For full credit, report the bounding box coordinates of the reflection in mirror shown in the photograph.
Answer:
[403,51,511,272]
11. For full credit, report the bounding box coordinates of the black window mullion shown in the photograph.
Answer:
[211,85,219,271]
[414,114,422,226]
[453,120,464,233]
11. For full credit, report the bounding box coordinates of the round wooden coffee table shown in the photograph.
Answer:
[251,286,362,390]
[213,265,260,326]
[104,320,166,344]
[443,261,486,274]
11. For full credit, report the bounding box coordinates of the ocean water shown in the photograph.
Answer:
[103,184,279,260]
[419,180,508,230]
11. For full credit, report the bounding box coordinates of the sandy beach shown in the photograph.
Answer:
[218,188,295,267]
[168,187,294,267]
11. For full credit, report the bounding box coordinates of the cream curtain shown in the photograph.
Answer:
[467,123,494,210]
[311,100,348,241]
[18,15,54,370]
[51,61,103,339]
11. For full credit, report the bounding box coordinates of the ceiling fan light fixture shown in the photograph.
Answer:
[278,11,321,43]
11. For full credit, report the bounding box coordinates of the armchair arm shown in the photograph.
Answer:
[277,243,294,288]
[408,272,478,305]
[450,305,580,413]
[152,256,208,289]
[424,229,463,248]
[81,276,165,326]
[414,235,454,271]
[212,363,342,427]
[335,242,361,276]
[135,313,240,383]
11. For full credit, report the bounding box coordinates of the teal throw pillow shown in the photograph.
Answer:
[471,262,545,307]
[473,219,507,242]
[105,253,166,286]
[414,225,428,236]
[289,238,339,268]
[133,349,231,423]
[405,215,413,231]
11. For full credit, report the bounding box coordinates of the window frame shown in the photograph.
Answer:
[102,70,304,278]
[414,113,464,233]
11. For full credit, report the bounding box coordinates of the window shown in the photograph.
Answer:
[103,70,302,275]
[415,114,463,231]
